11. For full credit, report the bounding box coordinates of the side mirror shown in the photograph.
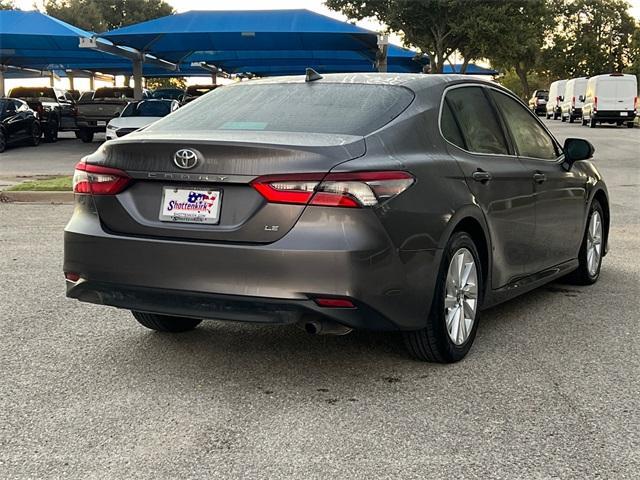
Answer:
[563,138,594,168]
[558,95,564,102]
[578,95,585,102]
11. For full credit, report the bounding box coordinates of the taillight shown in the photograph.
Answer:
[634,96,638,111]
[594,96,598,110]
[73,161,131,195]
[251,171,414,208]
[572,96,576,106]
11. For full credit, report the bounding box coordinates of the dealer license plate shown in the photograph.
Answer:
[159,187,222,224]
[620,112,628,116]
[97,120,107,126]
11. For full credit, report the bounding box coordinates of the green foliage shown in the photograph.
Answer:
[497,69,552,100]
[0,0,15,9]
[8,176,73,192]
[43,0,174,33]
[542,0,637,78]
[146,77,187,90]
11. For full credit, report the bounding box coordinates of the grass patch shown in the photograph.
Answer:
[7,176,73,192]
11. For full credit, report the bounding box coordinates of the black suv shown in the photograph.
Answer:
[0,98,41,153]
[528,90,549,116]
[8,87,77,142]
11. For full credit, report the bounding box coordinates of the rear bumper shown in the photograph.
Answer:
[64,198,441,331]
[592,111,636,122]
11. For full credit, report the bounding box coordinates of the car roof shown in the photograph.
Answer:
[240,73,495,93]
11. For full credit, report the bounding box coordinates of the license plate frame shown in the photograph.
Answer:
[97,120,107,126]
[159,187,222,225]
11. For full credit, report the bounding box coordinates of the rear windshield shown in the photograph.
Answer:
[122,101,172,117]
[94,88,135,99]
[9,87,55,100]
[535,91,548,98]
[147,83,414,136]
[151,89,184,100]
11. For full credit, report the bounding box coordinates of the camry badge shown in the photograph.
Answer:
[173,149,199,169]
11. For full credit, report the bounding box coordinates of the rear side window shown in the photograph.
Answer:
[489,90,558,160]
[443,87,509,155]
[441,100,465,149]
[147,83,415,136]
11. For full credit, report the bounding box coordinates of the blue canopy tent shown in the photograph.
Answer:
[0,10,176,95]
[101,10,379,64]
[443,63,498,75]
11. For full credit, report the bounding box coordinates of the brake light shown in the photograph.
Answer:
[73,161,131,195]
[572,96,576,106]
[594,96,598,111]
[634,96,638,111]
[251,171,414,208]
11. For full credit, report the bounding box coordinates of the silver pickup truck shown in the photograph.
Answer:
[76,87,149,143]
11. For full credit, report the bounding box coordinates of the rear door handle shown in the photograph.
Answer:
[471,170,492,183]
[533,172,547,184]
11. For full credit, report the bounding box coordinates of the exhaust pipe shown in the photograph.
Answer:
[301,318,352,336]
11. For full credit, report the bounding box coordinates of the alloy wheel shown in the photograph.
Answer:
[586,210,602,277]
[444,248,478,345]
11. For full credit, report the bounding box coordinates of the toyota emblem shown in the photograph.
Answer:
[173,149,199,169]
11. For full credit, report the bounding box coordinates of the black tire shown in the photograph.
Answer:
[569,116,575,123]
[78,129,94,143]
[561,115,566,122]
[564,200,604,285]
[28,122,41,146]
[403,231,482,363]
[132,311,202,332]
[627,122,635,128]
[581,117,587,126]
[44,120,59,142]
[74,131,82,139]
[0,130,6,153]
[589,118,597,128]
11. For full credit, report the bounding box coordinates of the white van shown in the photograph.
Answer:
[546,79,567,120]
[582,73,638,128]
[561,77,588,123]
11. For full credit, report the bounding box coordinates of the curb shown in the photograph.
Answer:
[0,191,74,204]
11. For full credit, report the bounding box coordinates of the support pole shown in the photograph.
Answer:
[132,58,143,100]
[89,74,95,91]
[377,34,389,73]
[0,68,5,97]
[68,71,75,91]
[211,73,217,85]
[49,71,55,87]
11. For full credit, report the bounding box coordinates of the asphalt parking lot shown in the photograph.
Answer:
[1,121,639,479]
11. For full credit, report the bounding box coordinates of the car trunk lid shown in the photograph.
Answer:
[88,130,365,244]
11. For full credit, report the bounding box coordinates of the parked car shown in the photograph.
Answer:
[581,73,638,128]
[8,86,77,142]
[181,84,219,104]
[76,87,149,143]
[105,99,180,140]
[64,73,609,363]
[528,89,548,115]
[0,98,41,153]
[78,91,94,102]
[545,80,567,120]
[151,88,185,101]
[561,77,588,123]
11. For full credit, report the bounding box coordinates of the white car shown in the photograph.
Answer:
[105,99,179,140]
[581,73,638,128]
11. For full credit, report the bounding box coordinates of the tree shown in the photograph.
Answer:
[0,0,15,9]
[146,77,187,90]
[43,0,174,33]
[326,0,469,73]
[542,0,636,78]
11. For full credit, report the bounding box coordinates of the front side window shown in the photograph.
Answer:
[443,86,509,155]
[490,90,558,160]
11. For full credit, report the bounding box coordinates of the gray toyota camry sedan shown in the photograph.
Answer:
[64,73,609,363]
